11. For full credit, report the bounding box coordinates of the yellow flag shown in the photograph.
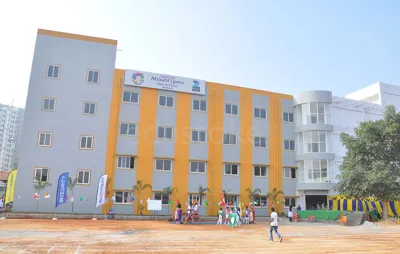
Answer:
[5,170,18,205]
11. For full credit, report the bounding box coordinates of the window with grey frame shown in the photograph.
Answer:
[122,91,139,103]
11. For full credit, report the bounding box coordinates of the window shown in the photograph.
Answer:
[188,193,206,206]
[190,161,206,173]
[284,167,296,179]
[223,133,237,145]
[154,192,169,205]
[254,108,267,119]
[298,159,329,183]
[285,197,296,207]
[46,64,60,79]
[157,126,173,140]
[284,140,295,151]
[122,91,139,103]
[87,69,100,84]
[254,165,268,177]
[120,123,137,136]
[158,95,174,108]
[254,196,268,207]
[224,163,239,175]
[193,100,207,112]
[115,191,132,204]
[155,158,173,171]
[83,102,96,115]
[254,137,267,148]
[225,104,238,115]
[77,169,91,184]
[297,102,328,125]
[297,131,330,153]
[225,195,239,206]
[117,156,135,169]
[283,112,294,123]
[191,130,206,143]
[38,132,52,147]
[42,97,56,111]
[80,135,93,150]
[34,167,49,182]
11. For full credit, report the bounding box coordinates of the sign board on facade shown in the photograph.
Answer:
[124,69,206,95]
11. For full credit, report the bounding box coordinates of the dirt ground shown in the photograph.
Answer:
[0,219,399,254]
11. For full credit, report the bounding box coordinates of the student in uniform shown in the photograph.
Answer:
[216,208,223,225]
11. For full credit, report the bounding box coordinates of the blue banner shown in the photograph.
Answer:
[56,172,69,208]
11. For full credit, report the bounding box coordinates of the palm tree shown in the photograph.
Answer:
[33,177,52,213]
[245,188,261,204]
[132,180,152,215]
[266,187,284,212]
[162,186,178,215]
[198,185,211,205]
[68,177,77,213]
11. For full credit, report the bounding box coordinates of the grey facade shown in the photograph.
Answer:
[13,33,117,213]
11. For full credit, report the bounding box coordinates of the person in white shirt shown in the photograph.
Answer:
[269,208,283,242]
[216,208,223,225]
[288,206,293,222]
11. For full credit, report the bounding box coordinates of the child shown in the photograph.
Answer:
[224,208,230,225]
[288,205,293,222]
[244,207,250,224]
[236,207,242,226]
[229,208,238,228]
[216,208,223,225]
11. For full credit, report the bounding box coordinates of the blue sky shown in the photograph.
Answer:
[1,0,400,108]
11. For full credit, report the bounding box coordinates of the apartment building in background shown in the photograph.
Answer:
[12,29,400,215]
[0,103,24,171]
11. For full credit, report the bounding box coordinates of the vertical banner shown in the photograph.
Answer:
[5,170,18,206]
[96,174,108,208]
[55,172,69,208]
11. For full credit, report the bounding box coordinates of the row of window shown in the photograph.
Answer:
[45,65,295,123]
[115,155,297,177]
[44,91,295,123]
[42,97,96,116]
[114,190,296,208]
[46,64,100,84]
[37,129,296,152]
[34,167,90,184]
[37,132,93,149]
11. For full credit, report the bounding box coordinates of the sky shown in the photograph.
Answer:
[1,0,400,108]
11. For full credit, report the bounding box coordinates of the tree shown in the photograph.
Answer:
[33,177,52,213]
[245,188,261,203]
[198,185,211,205]
[162,185,178,215]
[132,180,152,215]
[335,105,400,219]
[266,188,284,212]
[68,177,77,213]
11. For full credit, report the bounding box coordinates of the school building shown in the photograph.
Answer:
[13,29,400,215]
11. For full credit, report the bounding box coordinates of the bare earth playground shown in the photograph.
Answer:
[0,219,399,254]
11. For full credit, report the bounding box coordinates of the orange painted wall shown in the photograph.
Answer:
[172,93,191,208]
[103,69,123,214]
[135,88,158,215]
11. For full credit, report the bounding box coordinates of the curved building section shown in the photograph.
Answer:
[293,90,335,210]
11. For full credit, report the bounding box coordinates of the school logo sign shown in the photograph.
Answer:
[192,80,201,92]
[125,70,205,95]
[132,72,144,85]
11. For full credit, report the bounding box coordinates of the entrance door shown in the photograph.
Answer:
[305,195,327,210]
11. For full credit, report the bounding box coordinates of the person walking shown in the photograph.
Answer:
[269,208,283,242]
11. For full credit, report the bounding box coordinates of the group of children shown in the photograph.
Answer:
[216,207,250,228]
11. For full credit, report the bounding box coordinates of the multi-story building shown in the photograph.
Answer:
[12,29,400,215]
[0,104,24,171]
[293,83,400,210]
